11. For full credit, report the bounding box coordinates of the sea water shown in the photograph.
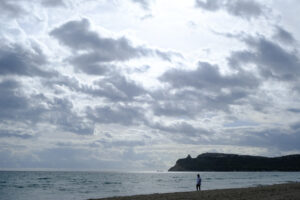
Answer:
[1,171,300,200]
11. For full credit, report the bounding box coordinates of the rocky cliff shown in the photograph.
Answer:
[169,153,300,171]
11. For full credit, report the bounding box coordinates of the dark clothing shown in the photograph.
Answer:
[196,177,201,191]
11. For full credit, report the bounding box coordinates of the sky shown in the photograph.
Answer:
[0,0,300,171]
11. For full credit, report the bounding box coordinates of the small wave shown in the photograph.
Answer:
[79,190,91,194]
[38,177,51,180]
[103,181,122,185]
[14,185,24,189]
[178,186,189,189]
[27,184,40,188]
[174,179,183,182]
[215,178,225,180]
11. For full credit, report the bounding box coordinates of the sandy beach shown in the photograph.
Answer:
[90,182,300,200]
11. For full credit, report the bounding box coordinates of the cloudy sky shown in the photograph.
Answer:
[1,0,300,170]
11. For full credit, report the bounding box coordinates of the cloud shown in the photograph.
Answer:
[150,121,209,137]
[69,57,112,75]
[86,104,146,126]
[0,79,43,123]
[161,61,258,91]
[236,128,300,151]
[157,61,259,113]
[151,88,249,116]
[290,121,300,131]
[90,73,147,101]
[0,78,94,135]
[1,0,300,170]
[98,139,146,148]
[287,108,300,113]
[0,129,34,139]
[228,36,300,81]
[0,0,26,18]
[195,0,223,11]
[41,0,65,7]
[50,18,174,75]
[195,0,264,20]
[43,71,147,104]
[273,26,296,44]
[152,101,197,118]
[0,43,56,77]
[43,97,95,135]
[131,0,152,10]
[50,19,149,61]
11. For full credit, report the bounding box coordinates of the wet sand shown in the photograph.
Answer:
[89,182,300,200]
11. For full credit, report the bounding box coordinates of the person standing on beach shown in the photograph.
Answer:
[196,174,201,191]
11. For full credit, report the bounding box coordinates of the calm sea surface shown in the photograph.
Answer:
[1,171,300,200]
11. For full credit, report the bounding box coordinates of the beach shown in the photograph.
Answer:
[90,182,300,200]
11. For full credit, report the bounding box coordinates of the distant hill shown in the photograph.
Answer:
[168,153,300,171]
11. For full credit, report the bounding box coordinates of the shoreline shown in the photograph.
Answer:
[89,182,300,200]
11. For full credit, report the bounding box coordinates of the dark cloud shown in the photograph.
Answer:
[41,0,65,7]
[151,89,243,116]
[158,61,258,112]
[50,19,148,60]
[152,101,197,118]
[50,19,173,75]
[0,78,94,135]
[162,124,300,152]
[161,61,258,91]
[226,0,263,19]
[153,61,260,115]
[236,128,300,151]
[0,79,43,123]
[287,108,300,113]
[0,0,66,19]
[131,0,152,10]
[43,97,95,135]
[86,104,145,126]
[195,0,264,20]
[273,26,296,44]
[0,129,34,139]
[90,73,146,101]
[195,0,223,11]
[46,71,147,102]
[98,139,146,148]
[290,122,300,131]
[69,56,112,75]
[0,80,27,115]
[0,43,56,77]
[0,0,26,18]
[150,121,208,137]
[228,36,300,81]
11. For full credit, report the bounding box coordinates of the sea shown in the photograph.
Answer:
[1,171,300,200]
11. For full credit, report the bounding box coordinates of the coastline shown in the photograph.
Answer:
[89,182,300,200]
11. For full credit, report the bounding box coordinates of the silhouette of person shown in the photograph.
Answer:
[196,174,201,191]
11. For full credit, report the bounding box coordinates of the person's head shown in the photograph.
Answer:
[197,174,200,178]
